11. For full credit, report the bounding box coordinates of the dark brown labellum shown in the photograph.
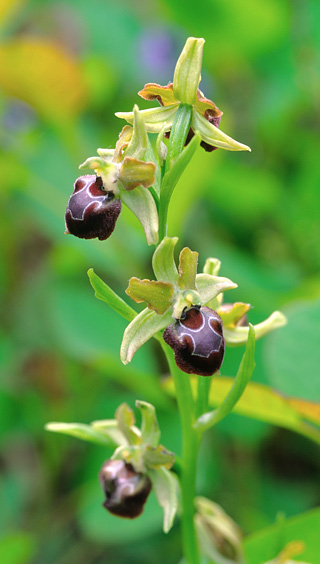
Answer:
[65,175,122,240]
[99,459,152,519]
[163,306,225,376]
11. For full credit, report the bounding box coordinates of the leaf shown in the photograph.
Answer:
[120,307,173,364]
[195,273,237,305]
[88,269,137,322]
[161,133,201,196]
[135,400,160,447]
[148,467,180,533]
[195,324,256,432]
[0,531,36,564]
[119,184,159,245]
[115,403,141,446]
[178,247,199,290]
[244,507,320,564]
[45,422,114,447]
[0,38,87,123]
[152,236,179,284]
[163,378,320,444]
[126,278,174,314]
[264,299,320,401]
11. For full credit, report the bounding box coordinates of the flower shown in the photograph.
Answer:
[65,175,122,240]
[120,238,287,369]
[99,459,152,519]
[116,37,251,153]
[76,106,159,245]
[163,305,225,376]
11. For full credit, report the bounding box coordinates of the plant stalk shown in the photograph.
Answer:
[161,342,201,564]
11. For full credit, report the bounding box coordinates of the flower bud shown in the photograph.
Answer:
[99,459,152,519]
[163,306,225,376]
[65,175,121,240]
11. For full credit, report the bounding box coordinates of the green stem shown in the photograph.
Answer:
[158,104,192,241]
[161,341,201,564]
[196,375,212,418]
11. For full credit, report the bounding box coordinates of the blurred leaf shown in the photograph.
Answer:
[0,0,25,28]
[163,377,320,444]
[195,324,256,432]
[0,532,36,564]
[0,38,87,123]
[264,299,320,400]
[88,268,137,322]
[244,507,320,563]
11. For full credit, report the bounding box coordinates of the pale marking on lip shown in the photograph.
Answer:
[177,310,222,358]
[67,183,109,221]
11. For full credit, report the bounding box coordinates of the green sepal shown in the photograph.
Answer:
[224,311,287,346]
[178,247,199,290]
[144,445,175,469]
[173,37,204,105]
[87,268,137,322]
[115,403,141,445]
[119,156,156,190]
[148,467,180,534]
[152,236,179,284]
[45,422,115,447]
[119,184,159,245]
[192,110,251,152]
[116,104,179,134]
[218,302,251,328]
[195,273,237,306]
[194,324,256,432]
[135,400,160,447]
[91,419,128,446]
[203,257,221,276]
[120,307,173,364]
[126,278,174,314]
[125,104,148,160]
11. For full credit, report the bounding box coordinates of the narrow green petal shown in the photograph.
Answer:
[152,236,179,284]
[116,104,179,133]
[224,311,287,346]
[120,308,173,364]
[125,104,148,160]
[192,110,251,152]
[196,273,237,305]
[173,37,204,105]
[135,400,160,448]
[126,277,174,314]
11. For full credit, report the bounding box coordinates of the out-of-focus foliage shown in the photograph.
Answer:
[0,1,319,563]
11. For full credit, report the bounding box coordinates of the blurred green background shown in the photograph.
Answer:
[1,0,319,563]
